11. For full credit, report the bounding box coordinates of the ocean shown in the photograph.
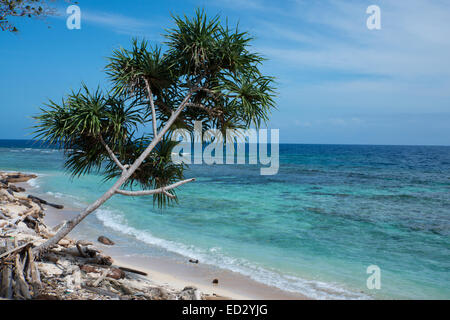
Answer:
[0,140,449,299]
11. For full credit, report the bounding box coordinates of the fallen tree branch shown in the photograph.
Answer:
[0,241,13,299]
[14,247,32,299]
[27,195,64,210]
[118,266,148,276]
[0,242,33,261]
[27,247,42,296]
[115,178,195,196]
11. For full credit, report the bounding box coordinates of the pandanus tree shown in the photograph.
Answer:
[32,10,276,255]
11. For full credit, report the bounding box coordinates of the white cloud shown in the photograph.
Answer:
[257,0,450,80]
[54,6,158,37]
[81,10,158,37]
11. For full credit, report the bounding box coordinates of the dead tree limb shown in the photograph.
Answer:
[27,195,64,209]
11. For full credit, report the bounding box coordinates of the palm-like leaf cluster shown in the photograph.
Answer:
[33,85,144,176]
[33,9,276,207]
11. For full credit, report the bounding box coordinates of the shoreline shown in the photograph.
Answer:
[1,171,223,300]
[13,173,308,300]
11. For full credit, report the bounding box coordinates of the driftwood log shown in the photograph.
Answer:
[0,239,42,300]
[28,195,64,210]
[14,245,32,299]
[118,266,148,276]
[0,241,13,299]
[27,247,42,295]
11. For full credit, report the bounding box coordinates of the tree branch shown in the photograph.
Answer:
[199,87,220,100]
[115,178,195,196]
[186,102,212,116]
[144,78,158,138]
[163,190,176,199]
[99,135,126,172]
[186,102,223,117]
[123,84,200,178]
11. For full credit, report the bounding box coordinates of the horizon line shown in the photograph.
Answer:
[0,138,448,147]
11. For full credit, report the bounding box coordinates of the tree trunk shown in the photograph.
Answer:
[33,180,120,255]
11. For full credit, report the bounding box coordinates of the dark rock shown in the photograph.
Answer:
[212,278,219,284]
[96,254,114,266]
[107,268,126,280]
[179,286,200,300]
[97,236,115,246]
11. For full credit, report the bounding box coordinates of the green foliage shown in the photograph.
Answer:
[33,85,144,176]
[104,137,185,207]
[0,0,58,32]
[33,9,276,207]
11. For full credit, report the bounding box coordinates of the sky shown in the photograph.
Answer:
[1,0,449,145]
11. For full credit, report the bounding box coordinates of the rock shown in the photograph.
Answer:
[7,184,25,193]
[189,259,199,264]
[212,278,219,284]
[95,254,114,266]
[79,265,125,280]
[4,173,37,183]
[97,236,115,245]
[80,265,98,273]
[148,287,169,300]
[58,239,71,247]
[179,286,201,300]
[107,268,126,280]
[77,240,93,246]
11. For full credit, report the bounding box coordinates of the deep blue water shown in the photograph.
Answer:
[0,140,449,299]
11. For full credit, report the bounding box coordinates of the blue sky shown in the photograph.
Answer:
[1,0,449,145]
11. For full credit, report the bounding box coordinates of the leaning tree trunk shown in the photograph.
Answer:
[34,92,194,255]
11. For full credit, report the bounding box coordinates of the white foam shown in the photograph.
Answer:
[28,178,40,188]
[45,191,84,208]
[95,208,371,300]
[40,150,59,154]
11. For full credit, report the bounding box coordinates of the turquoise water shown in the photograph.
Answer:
[1,140,449,299]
